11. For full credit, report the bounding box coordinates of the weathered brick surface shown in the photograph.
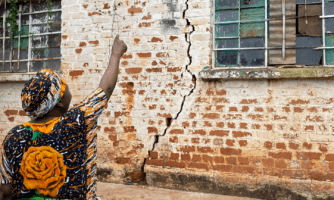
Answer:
[1,0,334,197]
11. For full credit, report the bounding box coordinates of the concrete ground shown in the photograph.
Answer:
[96,182,260,200]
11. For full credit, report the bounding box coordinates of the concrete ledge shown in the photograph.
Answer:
[145,166,334,200]
[0,73,37,82]
[199,67,334,80]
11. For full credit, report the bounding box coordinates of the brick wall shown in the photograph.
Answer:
[1,0,334,198]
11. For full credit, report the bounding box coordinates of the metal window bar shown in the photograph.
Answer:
[282,0,286,61]
[18,4,22,71]
[2,12,5,69]
[211,0,215,69]
[265,0,268,67]
[28,0,32,72]
[0,31,61,39]
[238,0,241,67]
[322,0,326,66]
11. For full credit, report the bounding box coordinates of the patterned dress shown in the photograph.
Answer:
[1,88,107,200]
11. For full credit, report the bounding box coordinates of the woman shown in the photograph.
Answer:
[0,35,127,200]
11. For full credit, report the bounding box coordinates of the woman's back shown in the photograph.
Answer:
[1,88,107,199]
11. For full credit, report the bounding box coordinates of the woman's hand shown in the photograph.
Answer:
[111,35,127,58]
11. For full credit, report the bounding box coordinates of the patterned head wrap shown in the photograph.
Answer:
[21,69,66,119]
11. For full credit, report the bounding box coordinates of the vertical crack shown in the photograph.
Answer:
[140,0,197,183]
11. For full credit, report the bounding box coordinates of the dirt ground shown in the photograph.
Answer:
[96,182,260,200]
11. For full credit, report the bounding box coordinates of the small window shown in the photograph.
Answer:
[212,0,334,68]
[0,0,61,73]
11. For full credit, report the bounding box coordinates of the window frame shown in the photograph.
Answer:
[211,0,334,69]
[0,0,61,73]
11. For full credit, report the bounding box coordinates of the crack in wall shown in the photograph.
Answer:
[141,0,197,183]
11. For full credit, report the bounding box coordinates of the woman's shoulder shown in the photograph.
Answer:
[3,124,27,144]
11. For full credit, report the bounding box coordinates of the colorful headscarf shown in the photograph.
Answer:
[21,69,66,119]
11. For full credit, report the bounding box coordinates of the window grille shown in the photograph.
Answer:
[0,0,61,73]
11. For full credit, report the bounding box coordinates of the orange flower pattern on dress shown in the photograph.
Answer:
[20,146,66,197]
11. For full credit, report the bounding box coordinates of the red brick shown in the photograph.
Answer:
[226,157,237,165]
[191,129,206,135]
[264,141,273,149]
[128,7,142,14]
[188,162,209,171]
[240,99,258,104]
[142,13,152,20]
[326,154,334,161]
[254,107,264,112]
[275,160,287,168]
[179,146,196,153]
[216,89,226,95]
[191,138,200,144]
[301,161,314,169]
[88,40,99,45]
[169,129,184,134]
[229,107,238,112]
[329,162,334,171]
[319,144,328,152]
[125,67,142,74]
[137,53,151,58]
[181,154,191,161]
[297,152,322,160]
[108,134,117,141]
[104,127,116,133]
[197,147,214,153]
[239,140,248,147]
[241,106,249,112]
[170,153,179,160]
[202,155,213,163]
[209,130,229,137]
[240,123,248,129]
[169,36,178,41]
[4,110,18,116]
[122,54,133,59]
[150,151,158,159]
[220,148,242,155]
[238,157,249,165]
[156,52,169,57]
[227,122,235,128]
[214,156,224,164]
[264,124,273,130]
[192,154,201,162]
[75,48,82,54]
[116,157,129,164]
[216,122,224,128]
[212,97,229,103]
[268,152,292,159]
[233,166,255,174]
[276,142,286,150]
[212,165,232,172]
[225,139,235,147]
[232,131,252,138]
[147,127,158,133]
[303,142,312,150]
[115,111,130,117]
[123,126,136,133]
[294,107,304,112]
[290,99,310,105]
[88,12,101,16]
[146,68,162,73]
[262,158,274,167]
[203,113,220,119]
[69,70,84,77]
[252,124,261,129]
[165,161,186,168]
[169,136,178,143]
[18,110,27,116]
[289,142,300,150]
[151,37,162,42]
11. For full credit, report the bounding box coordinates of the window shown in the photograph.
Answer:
[212,0,334,68]
[0,0,61,73]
